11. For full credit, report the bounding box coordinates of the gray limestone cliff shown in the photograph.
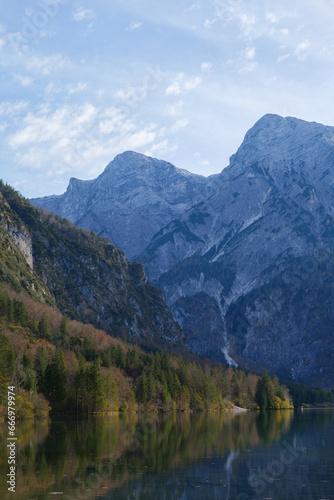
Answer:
[0,194,33,269]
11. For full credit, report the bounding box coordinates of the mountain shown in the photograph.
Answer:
[0,182,184,348]
[31,151,215,260]
[31,115,334,388]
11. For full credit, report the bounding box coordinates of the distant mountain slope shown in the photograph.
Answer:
[31,115,334,387]
[1,182,184,347]
[31,151,216,260]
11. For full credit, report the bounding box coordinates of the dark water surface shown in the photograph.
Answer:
[0,409,333,499]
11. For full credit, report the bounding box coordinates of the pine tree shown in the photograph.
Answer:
[105,373,119,411]
[44,350,67,405]
[59,315,69,346]
[231,373,240,400]
[74,355,87,412]
[115,345,126,369]
[0,335,16,380]
[86,358,106,412]
[38,312,52,340]
[6,297,14,323]
[34,347,48,392]
[147,371,156,402]
[137,372,148,404]
[13,299,28,326]
[255,371,275,409]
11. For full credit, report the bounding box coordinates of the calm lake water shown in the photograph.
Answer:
[0,409,334,499]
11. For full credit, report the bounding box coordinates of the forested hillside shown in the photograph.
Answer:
[0,284,296,418]
[0,181,183,347]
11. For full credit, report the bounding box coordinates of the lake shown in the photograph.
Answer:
[0,409,333,499]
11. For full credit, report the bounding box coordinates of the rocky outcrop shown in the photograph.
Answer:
[0,193,33,269]
[8,226,33,269]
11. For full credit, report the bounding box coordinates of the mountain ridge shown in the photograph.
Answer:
[31,114,334,387]
[32,151,215,259]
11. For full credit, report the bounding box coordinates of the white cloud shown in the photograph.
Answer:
[214,0,240,23]
[145,139,176,157]
[68,82,87,95]
[165,74,202,96]
[295,40,311,61]
[166,81,181,96]
[170,119,189,133]
[8,103,98,149]
[204,18,217,29]
[232,12,257,39]
[44,83,63,96]
[73,8,96,22]
[114,87,142,100]
[0,101,29,118]
[239,61,257,73]
[184,2,202,13]
[25,54,69,76]
[128,21,143,30]
[201,62,212,71]
[184,77,201,91]
[277,53,290,63]
[266,12,280,25]
[120,129,156,150]
[0,39,5,50]
[245,47,256,61]
[165,100,184,116]
[6,102,166,181]
[99,114,135,135]
[14,75,34,87]
[40,30,57,38]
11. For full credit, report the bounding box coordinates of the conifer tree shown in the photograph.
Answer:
[0,335,16,380]
[38,312,52,340]
[34,346,48,392]
[87,357,106,411]
[138,372,148,404]
[44,350,67,405]
[255,371,275,409]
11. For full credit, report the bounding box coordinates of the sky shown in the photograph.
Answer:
[1,0,334,198]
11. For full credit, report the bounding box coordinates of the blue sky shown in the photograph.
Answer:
[1,0,334,197]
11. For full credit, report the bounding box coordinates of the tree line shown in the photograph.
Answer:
[4,285,329,420]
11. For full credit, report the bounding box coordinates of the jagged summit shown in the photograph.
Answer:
[103,151,205,179]
[226,113,334,181]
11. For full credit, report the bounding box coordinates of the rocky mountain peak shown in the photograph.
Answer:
[102,150,206,184]
[227,114,334,182]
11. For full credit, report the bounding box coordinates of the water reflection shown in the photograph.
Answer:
[0,410,333,499]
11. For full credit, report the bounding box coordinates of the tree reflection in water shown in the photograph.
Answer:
[0,410,333,500]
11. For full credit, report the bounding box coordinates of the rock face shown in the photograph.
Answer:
[0,193,33,269]
[31,114,334,388]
